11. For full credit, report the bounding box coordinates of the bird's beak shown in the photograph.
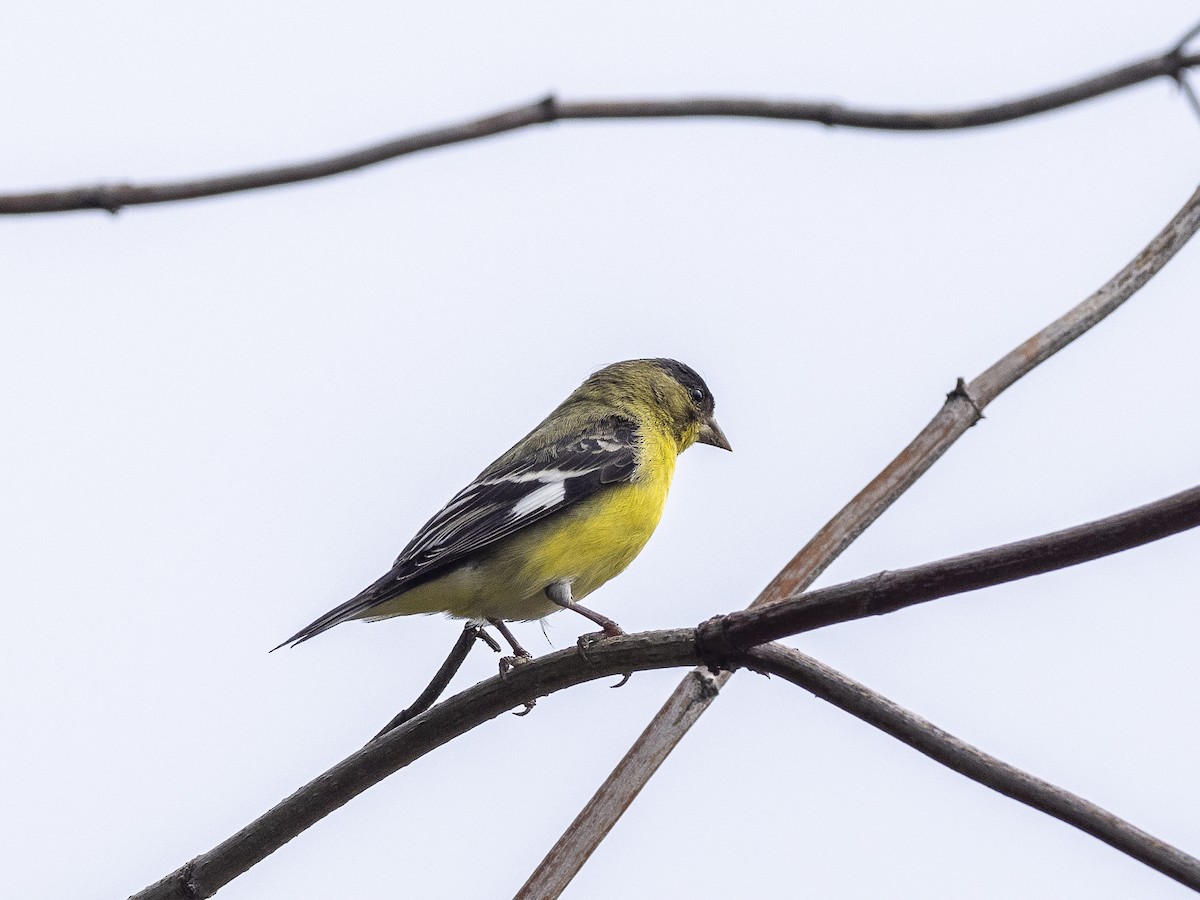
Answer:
[698,416,732,451]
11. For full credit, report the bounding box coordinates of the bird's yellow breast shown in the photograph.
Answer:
[365,427,679,622]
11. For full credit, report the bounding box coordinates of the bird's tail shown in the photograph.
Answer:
[270,586,384,651]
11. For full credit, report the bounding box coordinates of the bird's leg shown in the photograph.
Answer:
[373,622,496,741]
[489,617,534,676]
[545,581,631,687]
[487,618,537,715]
[488,618,532,656]
[545,580,625,638]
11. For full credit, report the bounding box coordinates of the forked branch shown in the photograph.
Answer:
[131,483,1200,900]
[515,178,1200,898]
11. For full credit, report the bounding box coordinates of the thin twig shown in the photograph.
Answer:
[1171,18,1200,55]
[3,48,1199,215]
[1168,20,1200,126]
[372,624,493,740]
[514,182,1200,900]
[1173,72,1200,124]
[743,644,1200,891]
[129,482,1200,900]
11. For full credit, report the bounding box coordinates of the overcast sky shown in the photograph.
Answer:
[4,2,1200,898]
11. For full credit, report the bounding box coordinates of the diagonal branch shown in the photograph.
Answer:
[3,45,1199,215]
[131,482,1200,900]
[514,181,1200,898]
[742,643,1200,890]
[694,484,1200,657]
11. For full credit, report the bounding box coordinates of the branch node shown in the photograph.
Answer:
[92,183,125,215]
[693,615,736,674]
[814,103,841,127]
[946,377,984,423]
[538,94,560,122]
[862,569,893,617]
[179,861,200,899]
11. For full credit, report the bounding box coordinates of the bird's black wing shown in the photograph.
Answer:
[276,417,638,647]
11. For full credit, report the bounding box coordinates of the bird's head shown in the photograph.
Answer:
[579,358,731,454]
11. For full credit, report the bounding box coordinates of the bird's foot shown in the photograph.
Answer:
[575,630,632,687]
[499,651,533,679]
[575,631,602,661]
[575,624,625,661]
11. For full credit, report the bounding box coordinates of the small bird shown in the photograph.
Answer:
[275,358,730,659]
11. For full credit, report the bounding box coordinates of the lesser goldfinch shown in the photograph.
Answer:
[276,358,730,657]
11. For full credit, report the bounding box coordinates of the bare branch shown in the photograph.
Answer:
[131,482,1200,900]
[131,632,699,900]
[695,482,1200,668]
[743,644,1200,891]
[4,47,1199,215]
[373,623,496,739]
[516,181,1200,898]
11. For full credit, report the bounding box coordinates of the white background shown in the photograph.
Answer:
[3,3,1199,898]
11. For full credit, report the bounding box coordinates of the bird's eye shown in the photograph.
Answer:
[689,387,705,403]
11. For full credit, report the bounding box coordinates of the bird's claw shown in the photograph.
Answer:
[575,631,604,662]
[512,699,537,717]
[573,632,631,684]
[575,625,625,663]
[498,652,532,679]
